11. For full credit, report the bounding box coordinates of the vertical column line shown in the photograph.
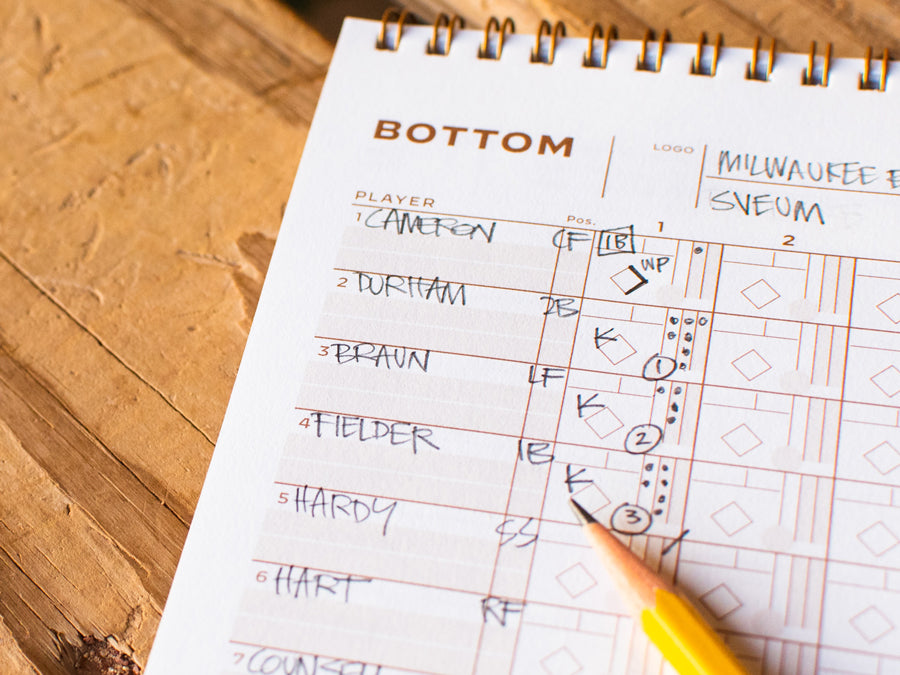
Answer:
[469,237,566,674]
[812,256,856,672]
[601,136,616,199]
[506,230,598,671]
[672,242,723,584]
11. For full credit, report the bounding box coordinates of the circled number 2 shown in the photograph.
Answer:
[624,424,663,454]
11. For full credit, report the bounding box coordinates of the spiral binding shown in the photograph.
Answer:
[479,17,515,60]
[691,33,723,76]
[428,13,464,55]
[861,47,890,91]
[532,20,566,64]
[747,37,776,82]
[376,8,410,51]
[803,41,832,86]
[637,29,669,72]
[583,24,616,69]
[377,10,893,91]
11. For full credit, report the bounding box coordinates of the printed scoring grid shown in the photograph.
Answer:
[235,204,900,675]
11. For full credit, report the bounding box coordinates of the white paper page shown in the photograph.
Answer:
[146,18,900,675]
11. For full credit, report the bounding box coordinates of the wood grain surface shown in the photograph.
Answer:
[0,0,895,672]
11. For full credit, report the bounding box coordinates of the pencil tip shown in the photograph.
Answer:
[569,498,597,525]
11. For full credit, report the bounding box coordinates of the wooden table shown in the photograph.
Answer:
[1,1,896,672]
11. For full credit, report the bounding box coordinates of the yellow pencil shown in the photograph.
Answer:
[570,499,749,675]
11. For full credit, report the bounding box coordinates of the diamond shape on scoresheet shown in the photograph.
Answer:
[556,563,598,599]
[871,366,900,398]
[721,423,763,457]
[850,606,895,643]
[610,267,647,295]
[857,521,900,557]
[731,349,772,381]
[598,334,637,365]
[741,279,780,309]
[864,441,900,475]
[711,501,753,536]
[876,293,900,324]
[585,407,624,439]
[540,646,582,675]
[574,483,611,515]
[699,583,743,620]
